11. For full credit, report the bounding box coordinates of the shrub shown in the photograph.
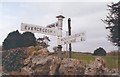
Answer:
[22,32,36,47]
[2,30,22,50]
[93,47,106,56]
[2,30,36,50]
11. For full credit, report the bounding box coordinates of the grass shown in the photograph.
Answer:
[63,52,119,69]
[102,56,118,69]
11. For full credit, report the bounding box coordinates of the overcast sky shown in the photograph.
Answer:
[0,0,119,52]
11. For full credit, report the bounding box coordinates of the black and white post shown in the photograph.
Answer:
[68,18,72,58]
[56,15,65,59]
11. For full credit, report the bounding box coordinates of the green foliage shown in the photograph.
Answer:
[71,52,95,64]
[102,56,118,69]
[102,1,120,47]
[22,32,36,47]
[2,30,22,50]
[37,36,50,48]
[2,49,26,72]
[93,47,106,56]
[2,30,36,50]
[39,42,49,48]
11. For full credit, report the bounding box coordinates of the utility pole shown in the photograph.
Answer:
[68,18,72,58]
[56,15,65,59]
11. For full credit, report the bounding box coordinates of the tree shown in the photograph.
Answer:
[37,36,50,48]
[22,32,36,47]
[102,1,120,47]
[2,30,22,50]
[93,47,106,56]
[2,30,36,50]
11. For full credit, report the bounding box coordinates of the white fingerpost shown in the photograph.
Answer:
[56,15,65,59]
[56,15,65,35]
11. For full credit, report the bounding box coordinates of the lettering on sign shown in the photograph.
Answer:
[58,33,85,45]
[21,23,61,36]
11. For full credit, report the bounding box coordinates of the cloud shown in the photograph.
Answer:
[1,0,119,2]
[0,2,117,52]
[59,2,108,18]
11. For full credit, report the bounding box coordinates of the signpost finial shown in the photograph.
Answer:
[56,15,65,19]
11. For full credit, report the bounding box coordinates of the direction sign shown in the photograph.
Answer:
[21,23,61,36]
[58,32,85,45]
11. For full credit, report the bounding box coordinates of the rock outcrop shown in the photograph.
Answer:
[59,58,85,75]
[84,57,119,75]
[19,47,85,75]
[85,57,107,75]
[2,46,119,76]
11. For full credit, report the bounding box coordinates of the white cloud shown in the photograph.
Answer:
[0,2,118,52]
[1,0,119,2]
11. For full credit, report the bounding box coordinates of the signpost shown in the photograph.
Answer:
[58,32,85,45]
[21,15,65,59]
[56,15,65,59]
[21,23,61,36]
[68,18,72,58]
[21,15,86,59]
